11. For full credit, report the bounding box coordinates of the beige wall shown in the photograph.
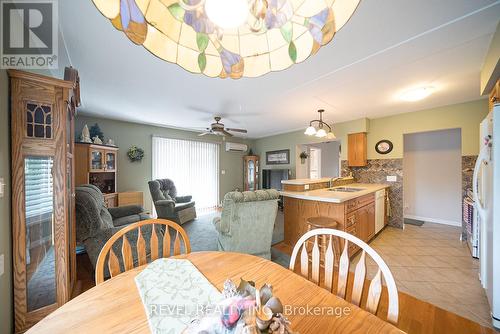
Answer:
[75,115,254,211]
[254,99,488,181]
[481,21,500,95]
[403,128,462,225]
[0,70,13,333]
[367,99,487,159]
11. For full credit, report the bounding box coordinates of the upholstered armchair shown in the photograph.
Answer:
[213,189,280,259]
[148,179,197,225]
[75,184,151,270]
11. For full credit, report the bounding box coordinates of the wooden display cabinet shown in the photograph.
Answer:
[75,143,119,205]
[9,69,79,332]
[243,155,260,191]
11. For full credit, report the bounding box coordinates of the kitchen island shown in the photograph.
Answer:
[279,181,390,257]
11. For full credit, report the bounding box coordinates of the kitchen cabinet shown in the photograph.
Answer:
[348,132,367,167]
[345,201,375,256]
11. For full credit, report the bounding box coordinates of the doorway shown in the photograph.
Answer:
[403,128,462,226]
[309,147,321,179]
[295,141,341,179]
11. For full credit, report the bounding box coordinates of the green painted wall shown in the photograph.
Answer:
[481,21,500,94]
[254,99,488,179]
[0,69,13,333]
[75,115,255,212]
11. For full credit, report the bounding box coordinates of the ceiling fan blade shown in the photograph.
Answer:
[221,130,234,137]
[187,105,214,114]
[226,128,248,133]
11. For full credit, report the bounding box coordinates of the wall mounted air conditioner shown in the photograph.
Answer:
[225,142,248,152]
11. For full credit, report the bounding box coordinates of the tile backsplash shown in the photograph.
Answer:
[342,159,404,228]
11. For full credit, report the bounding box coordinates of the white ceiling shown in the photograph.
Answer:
[59,0,500,138]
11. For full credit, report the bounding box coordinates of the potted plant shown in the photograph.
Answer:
[299,151,309,164]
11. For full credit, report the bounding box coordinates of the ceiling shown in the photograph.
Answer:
[59,0,500,138]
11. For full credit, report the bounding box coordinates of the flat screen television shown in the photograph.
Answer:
[262,169,289,190]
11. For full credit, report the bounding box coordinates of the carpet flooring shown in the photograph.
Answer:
[182,210,291,268]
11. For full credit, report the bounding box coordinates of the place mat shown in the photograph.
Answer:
[135,259,223,334]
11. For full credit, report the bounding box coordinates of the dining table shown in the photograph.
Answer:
[28,251,403,333]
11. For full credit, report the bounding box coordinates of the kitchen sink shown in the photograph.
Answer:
[328,187,365,192]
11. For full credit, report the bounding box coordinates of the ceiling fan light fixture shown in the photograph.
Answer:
[326,131,336,139]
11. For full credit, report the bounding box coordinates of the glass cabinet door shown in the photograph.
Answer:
[247,159,255,191]
[105,151,116,171]
[24,157,56,312]
[90,149,104,171]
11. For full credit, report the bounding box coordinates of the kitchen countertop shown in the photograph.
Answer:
[281,177,332,185]
[279,183,390,203]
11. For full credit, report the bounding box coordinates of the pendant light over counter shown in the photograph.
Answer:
[304,109,335,139]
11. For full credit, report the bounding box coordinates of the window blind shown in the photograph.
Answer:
[25,157,54,220]
[152,137,219,210]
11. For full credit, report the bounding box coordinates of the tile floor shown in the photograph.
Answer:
[352,222,492,328]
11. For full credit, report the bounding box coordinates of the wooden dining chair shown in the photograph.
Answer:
[95,219,191,284]
[289,228,399,325]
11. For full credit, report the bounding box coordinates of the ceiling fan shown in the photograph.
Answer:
[198,116,248,137]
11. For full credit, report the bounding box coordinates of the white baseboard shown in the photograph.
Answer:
[404,214,461,227]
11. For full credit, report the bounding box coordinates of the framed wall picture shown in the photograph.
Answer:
[266,149,290,165]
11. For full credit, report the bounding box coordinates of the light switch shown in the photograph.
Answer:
[0,254,4,277]
[0,177,4,198]
[387,175,397,182]
[221,170,226,175]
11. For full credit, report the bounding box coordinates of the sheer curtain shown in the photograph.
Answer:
[152,136,220,211]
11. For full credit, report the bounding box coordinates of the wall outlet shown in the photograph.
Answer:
[386,175,397,182]
[221,170,226,175]
[304,184,310,190]
[0,254,4,277]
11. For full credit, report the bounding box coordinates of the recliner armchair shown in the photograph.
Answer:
[213,189,279,259]
[148,179,197,225]
[75,184,151,269]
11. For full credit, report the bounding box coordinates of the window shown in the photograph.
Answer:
[152,137,219,211]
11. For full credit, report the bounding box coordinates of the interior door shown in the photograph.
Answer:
[309,147,321,179]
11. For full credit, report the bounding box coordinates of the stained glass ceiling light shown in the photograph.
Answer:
[92,0,360,79]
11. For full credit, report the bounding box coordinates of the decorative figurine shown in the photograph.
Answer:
[80,124,92,143]
[106,138,115,146]
[92,136,103,144]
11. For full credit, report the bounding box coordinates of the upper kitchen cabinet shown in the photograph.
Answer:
[348,132,367,167]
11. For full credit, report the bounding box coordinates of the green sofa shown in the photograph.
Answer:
[213,189,280,259]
